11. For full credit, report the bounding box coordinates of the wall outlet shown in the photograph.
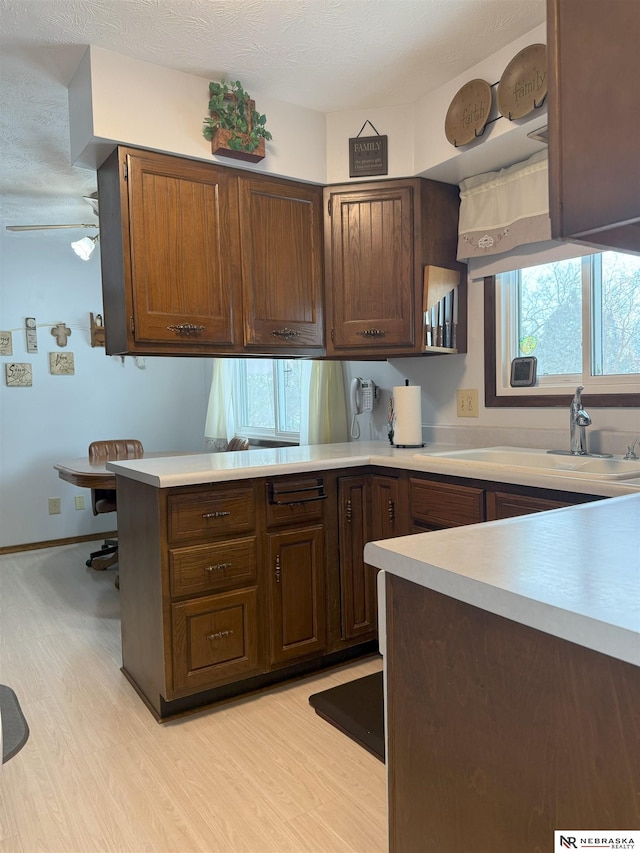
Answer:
[75,495,85,511]
[48,497,61,515]
[457,389,479,418]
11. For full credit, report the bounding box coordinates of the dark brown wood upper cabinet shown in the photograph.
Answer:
[98,146,243,355]
[547,0,640,255]
[238,175,324,353]
[324,178,463,357]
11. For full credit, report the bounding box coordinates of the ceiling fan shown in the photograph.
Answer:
[5,193,100,232]
[6,193,100,259]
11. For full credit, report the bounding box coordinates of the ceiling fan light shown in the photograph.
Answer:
[71,234,99,260]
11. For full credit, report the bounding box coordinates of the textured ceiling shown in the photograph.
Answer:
[0,0,545,232]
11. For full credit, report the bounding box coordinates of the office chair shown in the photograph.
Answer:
[86,439,144,573]
[226,436,250,451]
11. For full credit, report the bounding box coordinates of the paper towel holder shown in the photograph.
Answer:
[391,381,425,448]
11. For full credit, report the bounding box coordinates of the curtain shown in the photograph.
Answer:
[205,358,349,448]
[457,149,597,279]
[457,150,551,275]
[299,361,349,446]
[204,358,237,450]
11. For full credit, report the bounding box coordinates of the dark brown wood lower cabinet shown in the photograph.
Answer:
[487,490,572,520]
[386,573,640,852]
[338,475,375,639]
[172,588,260,692]
[267,525,327,665]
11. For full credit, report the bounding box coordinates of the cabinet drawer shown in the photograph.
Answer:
[265,478,326,527]
[486,491,572,520]
[169,486,255,542]
[410,478,484,529]
[169,537,257,598]
[172,588,260,692]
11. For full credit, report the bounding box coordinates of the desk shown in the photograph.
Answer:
[55,457,117,490]
[54,452,181,490]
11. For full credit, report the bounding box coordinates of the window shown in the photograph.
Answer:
[486,250,640,406]
[233,358,302,441]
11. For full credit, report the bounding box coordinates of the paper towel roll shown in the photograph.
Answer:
[393,384,422,446]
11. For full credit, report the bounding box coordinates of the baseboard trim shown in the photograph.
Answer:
[0,531,118,556]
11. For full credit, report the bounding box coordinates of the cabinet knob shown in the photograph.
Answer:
[204,562,231,573]
[201,510,231,519]
[357,328,386,339]
[206,629,233,641]
[271,328,301,340]
[166,323,206,336]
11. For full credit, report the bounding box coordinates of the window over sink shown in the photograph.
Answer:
[486,250,640,407]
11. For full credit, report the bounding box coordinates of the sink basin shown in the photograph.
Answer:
[414,446,640,480]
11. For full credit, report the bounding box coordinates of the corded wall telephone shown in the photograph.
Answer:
[350,377,377,438]
[350,377,376,414]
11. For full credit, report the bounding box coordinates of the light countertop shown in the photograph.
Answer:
[106,440,640,665]
[365,493,640,666]
[106,440,640,498]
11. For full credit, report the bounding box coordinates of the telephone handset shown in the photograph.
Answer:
[350,378,377,438]
[351,377,376,414]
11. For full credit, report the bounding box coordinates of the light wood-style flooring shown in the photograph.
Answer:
[0,542,386,853]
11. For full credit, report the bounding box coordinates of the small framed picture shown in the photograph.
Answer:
[0,331,13,355]
[510,356,537,387]
[5,362,32,387]
[49,352,75,375]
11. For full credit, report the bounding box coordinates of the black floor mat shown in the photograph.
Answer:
[309,671,384,762]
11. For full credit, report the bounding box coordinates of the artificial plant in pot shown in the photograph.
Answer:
[203,80,272,163]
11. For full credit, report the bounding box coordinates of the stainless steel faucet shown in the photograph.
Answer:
[569,385,591,455]
[548,386,613,459]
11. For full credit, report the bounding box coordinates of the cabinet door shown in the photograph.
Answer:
[325,182,417,353]
[238,176,325,351]
[371,474,407,540]
[100,147,242,353]
[338,476,375,639]
[547,0,640,253]
[267,526,327,665]
[171,588,260,693]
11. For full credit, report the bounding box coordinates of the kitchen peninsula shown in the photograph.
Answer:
[365,493,640,851]
[106,441,640,722]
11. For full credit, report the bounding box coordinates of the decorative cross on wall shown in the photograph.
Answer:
[50,323,71,347]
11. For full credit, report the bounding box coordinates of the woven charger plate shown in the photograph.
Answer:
[445,79,492,147]
[497,43,547,120]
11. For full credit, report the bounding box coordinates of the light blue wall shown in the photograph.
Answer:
[0,231,211,548]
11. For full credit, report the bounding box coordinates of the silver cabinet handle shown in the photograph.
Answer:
[357,328,386,338]
[166,324,206,336]
[271,328,301,340]
[204,563,231,573]
[206,629,233,641]
[202,511,231,519]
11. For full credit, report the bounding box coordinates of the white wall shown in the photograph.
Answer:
[69,46,327,184]
[342,277,639,454]
[0,231,211,548]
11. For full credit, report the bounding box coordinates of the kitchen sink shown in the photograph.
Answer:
[414,446,640,480]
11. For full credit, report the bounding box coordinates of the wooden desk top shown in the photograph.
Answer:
[54,452,183,490]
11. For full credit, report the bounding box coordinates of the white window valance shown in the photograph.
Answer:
[457,149,551,266]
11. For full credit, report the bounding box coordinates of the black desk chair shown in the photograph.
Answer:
[86,439,144,573]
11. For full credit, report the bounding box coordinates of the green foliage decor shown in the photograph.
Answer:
[203,80,272,153]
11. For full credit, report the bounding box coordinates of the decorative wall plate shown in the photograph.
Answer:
[444,79,492,147]
[497,43,547,120]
